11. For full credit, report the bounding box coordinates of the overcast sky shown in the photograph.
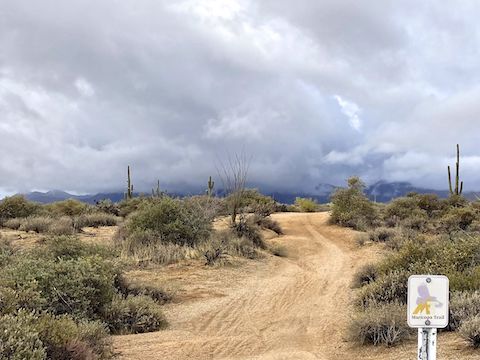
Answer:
[1,0,480,195]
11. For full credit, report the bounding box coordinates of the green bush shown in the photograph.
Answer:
[124,197,212,247]
[450,291,480,330]
[103,294,167,335]
[118,198,145,218]
[294,197,318,212]
[349,303,411,346]
[0,195,40,220]
[0,311,46,360]
[45,199,88,217]
[0,255,119,319]
[440,207,477,232]
[32,313,111,359]
[330,177,376,230]
[356,270,409,309]
[459,315,480,348]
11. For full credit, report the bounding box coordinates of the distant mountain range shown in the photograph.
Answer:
[22,181,479,205]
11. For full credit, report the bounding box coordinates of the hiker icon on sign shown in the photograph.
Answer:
[413,284,443,315]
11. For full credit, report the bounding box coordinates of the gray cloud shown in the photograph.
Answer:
[1,0,480,195]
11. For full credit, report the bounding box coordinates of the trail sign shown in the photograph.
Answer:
[408,275,449,328]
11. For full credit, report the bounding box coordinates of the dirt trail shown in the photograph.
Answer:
[113,213,479,360]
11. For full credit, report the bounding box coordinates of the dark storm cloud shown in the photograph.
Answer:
[1,0,480,195]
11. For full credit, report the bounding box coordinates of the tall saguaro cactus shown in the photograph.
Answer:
[448,144,463,196]
[125,165,134,200]
[152,179,161,198]
[207,176,215,197]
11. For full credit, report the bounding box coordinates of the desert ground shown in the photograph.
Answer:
[107,213,479,360]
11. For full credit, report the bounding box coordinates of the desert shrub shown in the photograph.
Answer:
[0,310,46,360]
[74,213,119,229]
[118,198,145,218]
[226,189,275,216]
[124,197,212,247]
[32,313,111,359]
[0,195,40,220]
[294,197,318,212]
[103,294,167,335]
[445,194,469,208]
[330,177,376,230]
[356,270,409,309]
[368,227,398,243]
[115,275,172,304]
[384,196,422,223]
[349,302,411,346]
[440,207,477,233]
[231,215,265,249]
[95,199,120,216]
[204,248,225,266]
[19,216,54,233]
[460,316,480,348]
[270,244,288,257]
[48,217,75,235]
[352,264,378,288]
[3,218,23,230]
[40,236,114,260]
[0,240,15,268]
[450,291,480,330]
[355,233,368,247]
[0,255,119,319]
[44,199,89,217]
[252,214,283,234]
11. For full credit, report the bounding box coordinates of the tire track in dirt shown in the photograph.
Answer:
[112,213,480,360]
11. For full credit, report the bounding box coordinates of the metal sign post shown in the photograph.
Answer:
[407,275,449,360]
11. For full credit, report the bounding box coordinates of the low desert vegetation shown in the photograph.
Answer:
[330,173,480,347]
[0,234,168,359]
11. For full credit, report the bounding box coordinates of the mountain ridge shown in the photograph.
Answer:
[20,181,479,204]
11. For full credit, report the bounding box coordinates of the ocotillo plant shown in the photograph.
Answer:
[448,144,463,196]
[125,165,134,200]
[207,176,215,197]
[152,179,161,198]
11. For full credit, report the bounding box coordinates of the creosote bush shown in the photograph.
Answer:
[103,294,167,335]
[294,197,318,212]
[0,195,40,220]
[330,177,376,230]
[349,302,412,346]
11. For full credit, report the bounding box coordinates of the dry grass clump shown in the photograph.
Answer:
[459,316,480,348]
[116,275,173,304]
[4,216,75,236]
[368,227,399,243]
[252,214,283,234]
[270,243,288,257]
[73,213,119,229]
[352,263,378,288]
[349,302,412,346]
[102,294,167,335]
[450,291,480,331]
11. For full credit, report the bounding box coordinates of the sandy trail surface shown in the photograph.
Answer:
[113,212,479,360]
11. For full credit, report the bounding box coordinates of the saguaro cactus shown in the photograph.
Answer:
[125,165,134,200]
[207,176,215,197]
[448,144,463,196]
[152,179,161,198]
